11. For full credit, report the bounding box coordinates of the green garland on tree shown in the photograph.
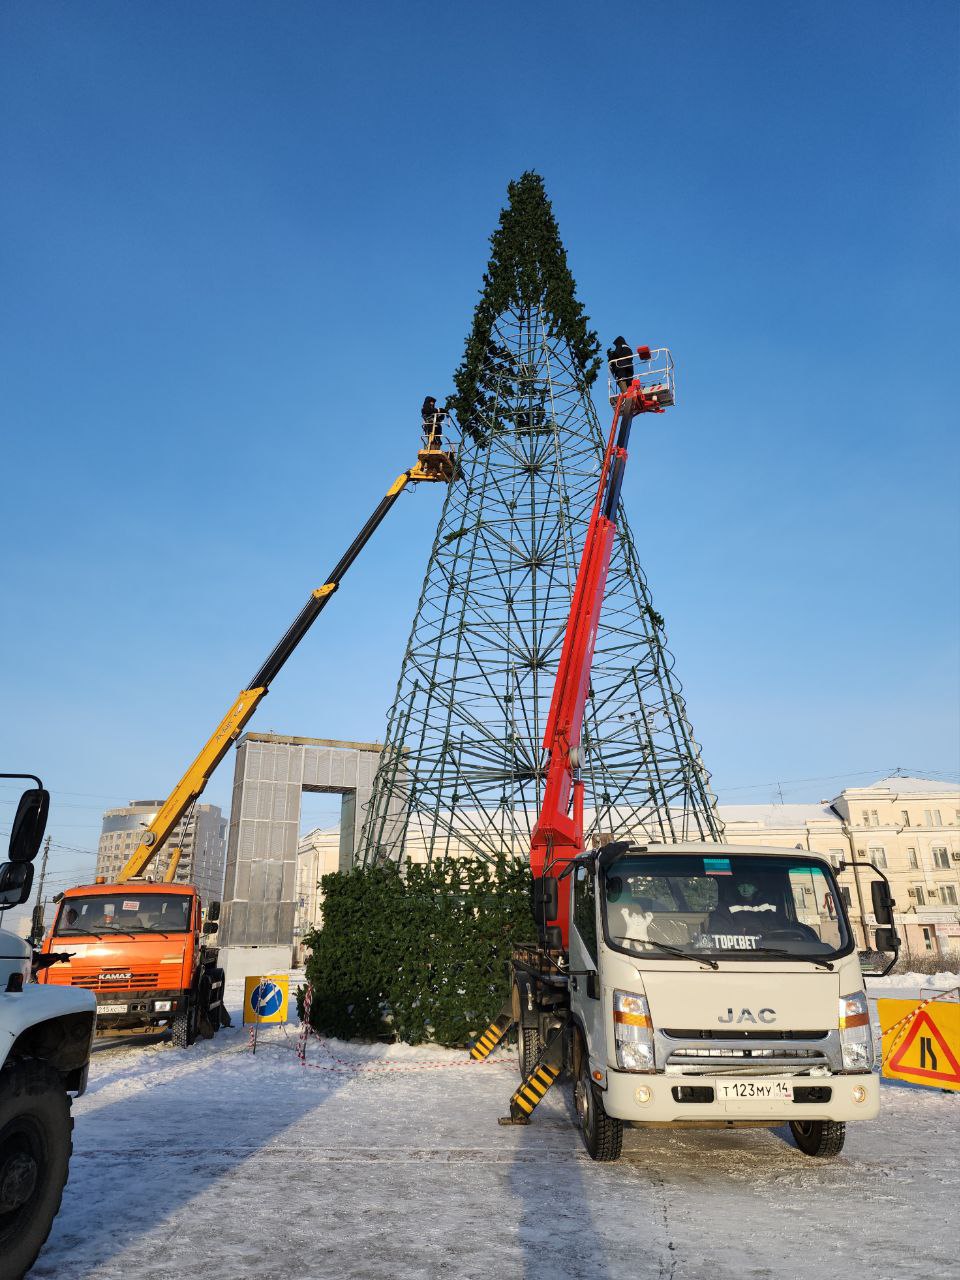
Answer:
[450,171,601,443]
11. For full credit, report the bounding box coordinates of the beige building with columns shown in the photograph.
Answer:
[291,773,960,962]
[719,776,960,957]
[293,825,340,964]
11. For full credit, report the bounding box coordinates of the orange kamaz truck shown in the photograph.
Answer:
[37,882,224,1046]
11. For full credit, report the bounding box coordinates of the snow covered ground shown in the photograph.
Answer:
[32,975,959,1280]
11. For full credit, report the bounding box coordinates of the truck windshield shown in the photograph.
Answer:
[602,853,850,961]
[54,893,193,937]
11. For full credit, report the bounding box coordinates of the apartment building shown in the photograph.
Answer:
[96,800,227,906]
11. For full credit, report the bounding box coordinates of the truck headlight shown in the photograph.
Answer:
[839,992,874,1070]
[613,990,654,1072]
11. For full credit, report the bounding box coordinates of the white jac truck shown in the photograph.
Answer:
[467,347,900,1159]
[497,839,898,1161]
[0,777,97,1278]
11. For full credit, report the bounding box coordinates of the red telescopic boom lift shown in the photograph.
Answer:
[467,343,675,1082]
[530,345,673,947]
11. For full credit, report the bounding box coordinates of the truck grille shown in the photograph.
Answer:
[667,1045,827,1063]
[663,1029,829,1041]
[71,972,160,990]
[659,1028,836,1072]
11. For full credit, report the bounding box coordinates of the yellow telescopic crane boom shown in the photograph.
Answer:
[118,441,454,883]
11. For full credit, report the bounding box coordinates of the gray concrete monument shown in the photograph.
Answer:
[219,733,382,978]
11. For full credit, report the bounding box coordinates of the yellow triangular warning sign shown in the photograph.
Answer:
[888,1008,960,1083]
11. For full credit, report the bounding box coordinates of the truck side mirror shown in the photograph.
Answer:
[206,901,221,923]
[875,926,899,953]
[870,879,894,926]
[202,920,219,935]
[0,861,35,907]
[8,788,49,864]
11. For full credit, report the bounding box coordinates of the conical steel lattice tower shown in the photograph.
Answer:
[358,307,723,866]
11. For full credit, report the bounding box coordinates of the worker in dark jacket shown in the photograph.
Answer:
[421,396,445,449]
[607,337,635,393]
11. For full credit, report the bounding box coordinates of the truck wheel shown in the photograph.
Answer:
[518,1023,543,1079]
[574,1049,623,1162]
[789,1119,846,1158]
[171,999,198,1048]
[0,1060,73,1280]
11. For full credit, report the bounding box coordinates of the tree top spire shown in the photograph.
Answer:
[450,172,601,442]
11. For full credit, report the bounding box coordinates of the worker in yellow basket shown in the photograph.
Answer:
[421,396,446,450]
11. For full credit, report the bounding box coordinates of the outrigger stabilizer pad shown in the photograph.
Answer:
[498,1028,564,1125]
[468,1003,515,1061]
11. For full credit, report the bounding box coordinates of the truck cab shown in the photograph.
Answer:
[37,881,225,1047]
[0,776,98,1277]
[560,841,884,1159]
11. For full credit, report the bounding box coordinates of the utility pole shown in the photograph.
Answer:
[29,835,51,946]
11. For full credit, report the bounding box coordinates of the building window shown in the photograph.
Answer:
[924,810,943,827]
[861,810,870,827]
[933,847,950,869]
[868,847,887,869]
[908,848,918,869]
[915,886,926,906]
[900,810,910,828]
[871,810,880,827]
[941,885,958,907]
[921,927,934,952]
[840,886,852,908]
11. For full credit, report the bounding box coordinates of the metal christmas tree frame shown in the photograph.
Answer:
[359,177,722,866]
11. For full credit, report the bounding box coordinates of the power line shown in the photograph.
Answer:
[712,766,959,794]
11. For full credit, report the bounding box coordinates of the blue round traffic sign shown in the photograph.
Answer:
[250,980,284,1018]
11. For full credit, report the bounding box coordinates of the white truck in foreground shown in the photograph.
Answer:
[0,777,97,1278]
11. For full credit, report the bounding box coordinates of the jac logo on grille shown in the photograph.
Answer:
[718,1007,777,1024]
[100,971,132,982]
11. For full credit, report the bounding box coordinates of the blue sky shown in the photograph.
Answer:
[1,1,957,891]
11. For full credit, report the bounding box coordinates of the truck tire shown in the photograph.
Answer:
[171,998,198,1048]
[518,1022,544,1079]
[0,1060,73,1280]
[789,1119,846,1158]
[574,1048,623,1162]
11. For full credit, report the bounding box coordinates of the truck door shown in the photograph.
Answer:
[570,864,605,1063]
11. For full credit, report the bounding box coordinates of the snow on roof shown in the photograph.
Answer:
[718,803,840,829]
[846,775,959,796]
